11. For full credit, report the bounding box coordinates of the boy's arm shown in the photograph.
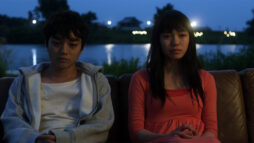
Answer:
[1,76,40,143]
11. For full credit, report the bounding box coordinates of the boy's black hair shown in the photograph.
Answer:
[43,10,88,49]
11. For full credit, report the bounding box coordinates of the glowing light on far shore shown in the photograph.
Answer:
[191,21,197,27]
[224,31,236,37]
[107,20,112,25]
[146,20,151,26]
[132,30,147,35]
[194,32,203,37]
[229,31,236,37]
[32,19,37,24]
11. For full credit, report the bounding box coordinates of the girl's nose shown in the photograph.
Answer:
[171,34,180,46]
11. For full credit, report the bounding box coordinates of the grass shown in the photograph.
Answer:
[199,44,254,71]
[0,45,10,77]
[103,44,254,76]
[103,58,142,77]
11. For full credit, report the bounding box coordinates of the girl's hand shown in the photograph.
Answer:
[169,124,199,139]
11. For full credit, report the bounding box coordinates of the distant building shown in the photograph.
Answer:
[117,17,142,30]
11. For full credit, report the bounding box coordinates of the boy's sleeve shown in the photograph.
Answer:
[1,76,40,143]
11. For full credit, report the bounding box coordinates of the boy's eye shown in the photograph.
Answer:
[162,34,171,38]
[52,41,61,46]
[69,43,78,47]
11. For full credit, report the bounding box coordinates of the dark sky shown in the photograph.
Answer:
[0,0,253,31]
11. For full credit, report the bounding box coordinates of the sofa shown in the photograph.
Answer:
[0,68,254,143]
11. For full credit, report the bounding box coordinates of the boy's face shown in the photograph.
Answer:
[47,32,83,70]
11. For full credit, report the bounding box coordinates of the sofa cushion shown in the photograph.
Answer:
[211,70,248,143]
[240,68,254,143]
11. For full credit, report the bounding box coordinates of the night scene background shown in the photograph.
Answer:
[0,0,254,76]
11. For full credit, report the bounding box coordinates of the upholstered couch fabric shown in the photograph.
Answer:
[212,71,248,143]
[0,69,253,143]
[241,69,254,143]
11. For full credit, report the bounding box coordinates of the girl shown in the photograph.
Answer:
[128,10,220,143]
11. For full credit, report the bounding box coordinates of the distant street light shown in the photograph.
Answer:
[107,20,112,26]
[224,31,236,37]
[146,20,151,26]
[132,30,147,35]
[32,19,37,24]
[191,21,197,28]
[194,32,203,37]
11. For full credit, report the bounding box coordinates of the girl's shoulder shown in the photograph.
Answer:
[199,69,214,80]
[132,68,149,82]
[199,69,216,90]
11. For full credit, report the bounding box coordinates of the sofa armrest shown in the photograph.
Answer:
[240,68,254,143]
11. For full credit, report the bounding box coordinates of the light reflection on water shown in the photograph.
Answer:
[0,44,245,70]
[105,44,114,65]
[31,48,37,65]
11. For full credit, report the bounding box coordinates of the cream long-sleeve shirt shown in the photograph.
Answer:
[40,78,83,133]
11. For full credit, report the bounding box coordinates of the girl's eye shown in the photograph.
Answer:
[179,32,188,37]
[179,34,187,37]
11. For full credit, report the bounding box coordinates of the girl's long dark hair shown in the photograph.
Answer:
[146,10,204,106]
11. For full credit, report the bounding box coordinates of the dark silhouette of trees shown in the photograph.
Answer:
[153,3,174,22]
[34,0,69,20]
[246,9,254,35]
[81,11,97,25]
[117,17,142,30]
[0,15,28,27]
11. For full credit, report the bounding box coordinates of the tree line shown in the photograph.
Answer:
[0,0,254,44]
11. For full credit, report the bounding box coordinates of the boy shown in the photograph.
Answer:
[1,11,114,143]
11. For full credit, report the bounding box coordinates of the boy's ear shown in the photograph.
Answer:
[81,44,86,51]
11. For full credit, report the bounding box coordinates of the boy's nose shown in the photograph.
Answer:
[60,42,68,53]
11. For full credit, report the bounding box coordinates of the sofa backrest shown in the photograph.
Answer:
[240,69,254,143]
[1,69,254,143]
[211,70,248,143]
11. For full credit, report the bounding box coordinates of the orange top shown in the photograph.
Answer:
[128,69,218,142]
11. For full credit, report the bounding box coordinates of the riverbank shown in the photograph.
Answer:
[1,26,254,45]
[0,44,253,77]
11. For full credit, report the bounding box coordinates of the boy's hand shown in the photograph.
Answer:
[35,134,56,143]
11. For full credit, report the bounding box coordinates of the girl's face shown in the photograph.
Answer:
[160,28,190,60]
